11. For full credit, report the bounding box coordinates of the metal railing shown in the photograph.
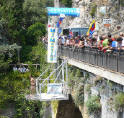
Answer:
[58,46,124,74]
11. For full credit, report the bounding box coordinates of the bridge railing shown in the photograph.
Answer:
[58,46,124,74]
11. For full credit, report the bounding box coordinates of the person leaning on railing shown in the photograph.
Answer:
[78,36,84,48]
[90,37,97,48]
[116,37,124,51]
[69,38,75,47]
[65,37,70,46]
[102,34,111,52]
[75,36,80,47]
[97,36,104,50]
[84,35,91,47]
[119,32,124,50]
[50,32,124,53]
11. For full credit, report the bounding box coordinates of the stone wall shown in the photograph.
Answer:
[78,72,124,118]
[56,97,83,118]
[52,67,124,118]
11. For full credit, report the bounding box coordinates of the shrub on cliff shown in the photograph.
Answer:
[86,95,101,115]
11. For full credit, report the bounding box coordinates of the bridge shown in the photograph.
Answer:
[58,46,124,86]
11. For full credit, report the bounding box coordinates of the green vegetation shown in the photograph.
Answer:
[0,72,30,108]
[46,0,54,7]
[94,76,103,86]
[60,0,72,7]
[68,67,84,89]
[86,95,101,115]
[114,93,124,111]
[90,3,97,18]
[85,84,92,94]
[0,0,51,117]
[107,92,124,112]
[73,85,84,107]
[0,116,9,118]
[68,67,84,107]
[51,101,59,117]
[120,0,124,6]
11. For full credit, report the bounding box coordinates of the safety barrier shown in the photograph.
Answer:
[58,46,124,74]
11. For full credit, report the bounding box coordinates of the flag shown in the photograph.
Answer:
[58,28,62,35]
[87,20,96,37]
[56,17,64,28]
[48,24,51,27]
[69,30,73,38]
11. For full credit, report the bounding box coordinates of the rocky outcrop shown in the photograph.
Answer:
[56,96,83,118]
[62,0,124,35]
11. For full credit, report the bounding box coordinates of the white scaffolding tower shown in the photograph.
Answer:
[26,60,70,101]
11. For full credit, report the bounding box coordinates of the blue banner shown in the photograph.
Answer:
[47,27,58,63]
[47,7,80,17]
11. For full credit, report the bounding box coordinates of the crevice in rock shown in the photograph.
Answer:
[56,96,83,118]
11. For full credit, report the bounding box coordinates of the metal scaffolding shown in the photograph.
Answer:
[26,60,70,101]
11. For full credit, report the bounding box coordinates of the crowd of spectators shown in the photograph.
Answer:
[13,66,29,73]
[42,32,124,53]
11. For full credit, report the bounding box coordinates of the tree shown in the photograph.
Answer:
[27,22,46,41]
[90,3,97,18]
[23,0,47,28]
[60,0,72,7]
[1,0,24,43]
[46,0,54,7]
[0,0,48,117]
[0,44,21,72]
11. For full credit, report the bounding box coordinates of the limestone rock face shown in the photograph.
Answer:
[64,0,124,35]
[51,0,124,35]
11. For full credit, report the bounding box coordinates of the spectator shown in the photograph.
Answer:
[65,37,70,46]
[84,35,91,47]
[18,66,23,72]
[69,38,75,47]
[120,32,124,50]
[58,36,62,45]
[61,35,66,45]
[102,35,109,52]
[22,66,26,73]
[97,36,104,50]
[111,37,117,51]
[116,37,123,50]
[13,65,18,71]
[107,38,113,52]
[26,68,29,72]
[93,32,99,42]
[91,37,97,48]
[78,37,84,48]
[75,37,79,47]
[30,76,36,95]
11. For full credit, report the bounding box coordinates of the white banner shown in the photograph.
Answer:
[47,83,63,94]
[103,19,112,25]
[47,27,58,63]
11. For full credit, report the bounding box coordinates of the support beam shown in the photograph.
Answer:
[54,0,59,7]
[63,57,124,86]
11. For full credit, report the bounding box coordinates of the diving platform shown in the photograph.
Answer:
[26,93,69,101]
[26,60,70,101]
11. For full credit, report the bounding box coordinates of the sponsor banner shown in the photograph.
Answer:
[47,83,63,94]
[47,27,58,63]
[103,18,112,24]
[103,18,112,27]
[47,7,80,17]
